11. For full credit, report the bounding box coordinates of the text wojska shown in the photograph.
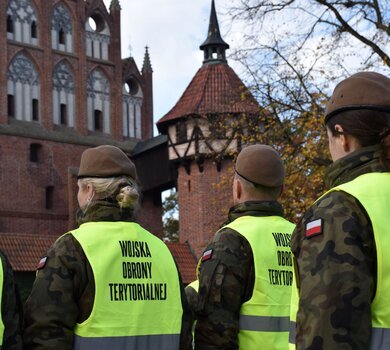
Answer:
[119,240,152,258]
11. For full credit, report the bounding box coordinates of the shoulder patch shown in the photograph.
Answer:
[305,218,323,238]
[37,256,48,270]
[201,249,213,262]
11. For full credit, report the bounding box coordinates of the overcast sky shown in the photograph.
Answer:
[102,0,235,135]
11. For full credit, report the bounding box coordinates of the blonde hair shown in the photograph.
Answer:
[79,176,139,209]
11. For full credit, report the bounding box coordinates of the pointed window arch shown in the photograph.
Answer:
[8,52,40,122]
[52,4,73,52]
[87,69,110,133]
[122,77,143,139]
[85,12,110,60]
[7,0,39,45]
[53,60,75,127]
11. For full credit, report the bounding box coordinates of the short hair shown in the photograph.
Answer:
[235,173,281,200]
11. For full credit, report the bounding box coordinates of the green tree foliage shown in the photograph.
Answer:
[162,189,179,242]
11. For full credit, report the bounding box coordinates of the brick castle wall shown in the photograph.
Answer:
[178,159,234,257]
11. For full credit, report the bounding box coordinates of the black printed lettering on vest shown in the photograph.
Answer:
[122,262,153,279]
[277,250,292,266]
[119,241,152,258]
[272,233,292,247]
[108,283,168,301]
[268,269,293,286]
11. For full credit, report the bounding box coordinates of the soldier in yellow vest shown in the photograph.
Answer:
[0,250,23,349]
[289,72,390,349]
[195,144,295,349]
[23,145,192,349]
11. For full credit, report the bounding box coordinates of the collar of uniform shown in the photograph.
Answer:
[76,200,136,226]
[226,200,284,225]
[325,144,384,189]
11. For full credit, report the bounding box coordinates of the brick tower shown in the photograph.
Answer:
[0,0,160,296]
[157,0,261,256]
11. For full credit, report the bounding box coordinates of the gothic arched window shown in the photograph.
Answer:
[87,69,110,133]
[8,53,40,122]
[53,61,75,127]
[52,4,73,52]
[7,0,39,45]
[122,77,143,139]
[85,12,110,60]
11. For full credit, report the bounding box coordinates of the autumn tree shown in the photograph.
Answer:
[219,0,390,220]
[162,189,179,242]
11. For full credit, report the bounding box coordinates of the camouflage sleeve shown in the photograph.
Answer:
[291,191,376,350]
[1,252,23,350]
[195,228,253,350]
[175,261,193,350]
[23,234,92,349]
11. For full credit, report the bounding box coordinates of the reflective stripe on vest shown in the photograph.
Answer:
[289,172,390,350]
[0,256,4,346]
[223,215,295,350]
[70,221,183,349]
[73,333,180,350]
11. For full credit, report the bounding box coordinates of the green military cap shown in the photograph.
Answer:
[325,71,390,124]
[78,145,137,179]
[235,144,284,187]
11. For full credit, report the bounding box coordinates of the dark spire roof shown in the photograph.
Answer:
[110,0,121,11]
[142,46,153,74]
[200,0,229,64]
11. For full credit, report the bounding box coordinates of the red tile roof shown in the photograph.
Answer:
[157,63,260,131]
[0,233,198,284]
[0,233,55,272]
[166,241,198,284]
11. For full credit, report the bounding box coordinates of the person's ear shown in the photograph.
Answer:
[236,178,242,200]
[334,124,350,152]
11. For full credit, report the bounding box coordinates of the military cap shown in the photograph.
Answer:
[235,144,284,187]
[78,145,137,179]
[325,71,390,124]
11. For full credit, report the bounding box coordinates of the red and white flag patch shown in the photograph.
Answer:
[306,219,323,238]
[37,256,48,270]
[201,249,213,262]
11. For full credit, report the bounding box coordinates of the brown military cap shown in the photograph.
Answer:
[78,145,137,179]
[235,144,284,187]
[325,71,390,124]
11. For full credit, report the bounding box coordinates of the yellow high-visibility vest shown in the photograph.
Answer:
[289,172,390,349]
[70,221,183,349]
[224,215,295,349]
[0,256,4,346]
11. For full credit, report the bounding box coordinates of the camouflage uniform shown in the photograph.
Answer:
[292,145,385,350]
[195,200,286,350]
[23,201,192,350]
[0,251,23,349]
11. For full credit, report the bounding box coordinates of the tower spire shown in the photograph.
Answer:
[200,0,229,64]
[110,0,121,11]
[142,46,153,74]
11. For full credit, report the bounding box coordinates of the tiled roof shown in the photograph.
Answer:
[157,63,260,130]
[166,242,197,284]
[0,233,55,272]
[0,233,198,284]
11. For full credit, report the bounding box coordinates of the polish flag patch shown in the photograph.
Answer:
[201,249,213,262]
[37,256,48,270]
[306,219,323,238]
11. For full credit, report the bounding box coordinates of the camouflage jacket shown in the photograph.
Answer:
[23,201,192,350]
[0,251,23,349]
[195,200,286,350]
[292,145,386,350]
